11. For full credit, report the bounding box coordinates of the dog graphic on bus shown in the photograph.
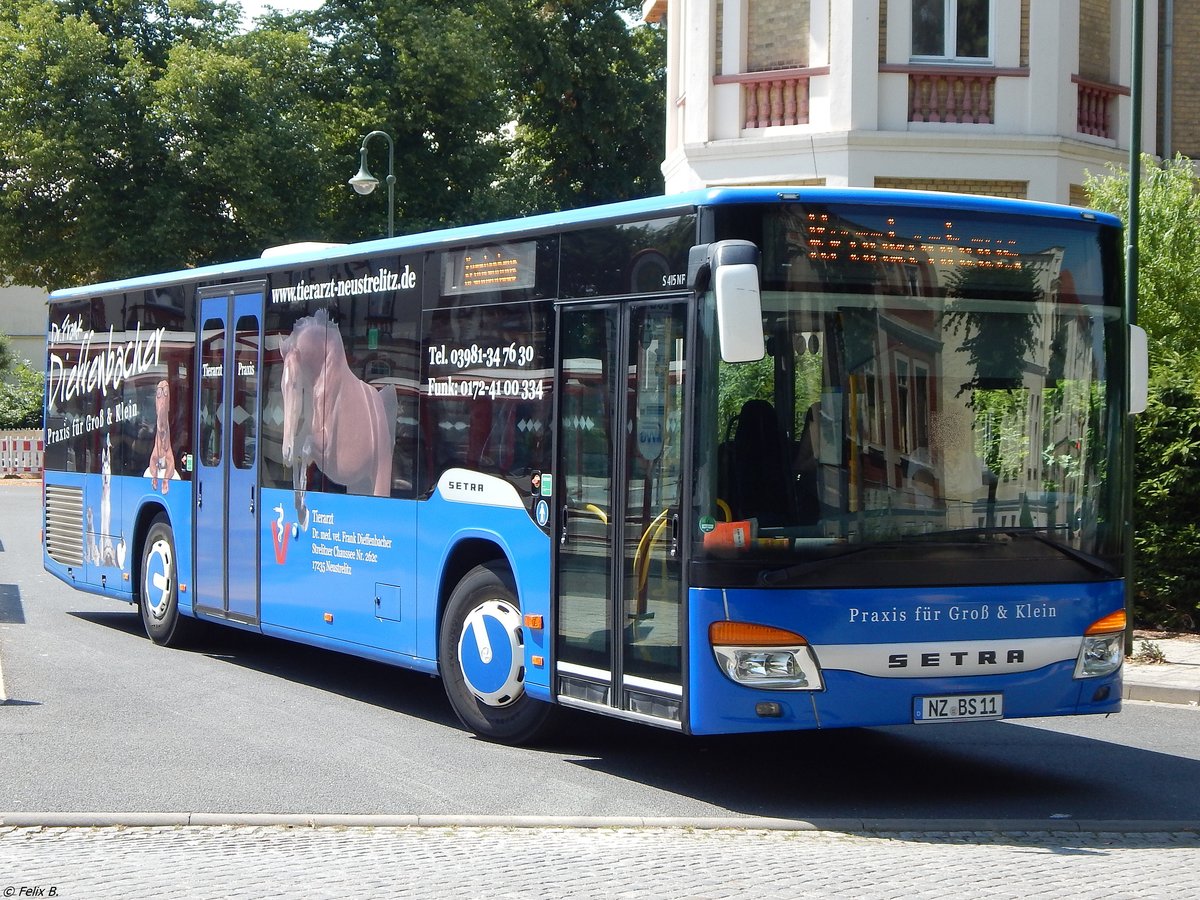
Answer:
[86,507,101,566]
[144,379,178,493]
[86,433,117,567]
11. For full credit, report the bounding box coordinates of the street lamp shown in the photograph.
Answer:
[348,130,396,238]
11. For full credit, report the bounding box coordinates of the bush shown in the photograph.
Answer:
[0,359,43,430]
[1132,352,1200,631]
[1086,155,1200,633]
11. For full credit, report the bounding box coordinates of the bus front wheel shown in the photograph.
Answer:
[439,562,553,745]
[139,515,194,647]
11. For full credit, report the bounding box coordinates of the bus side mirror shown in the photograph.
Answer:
[1129,324,1148,415]
[715,264,766,363]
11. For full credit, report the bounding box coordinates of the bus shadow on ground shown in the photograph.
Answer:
[69,608,461,729]
[552,712,1200,827]
[70,609,145,637]
[69,607,1200,828]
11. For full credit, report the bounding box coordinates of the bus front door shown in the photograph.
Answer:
[554,299,688,728]
[194,286,265,625]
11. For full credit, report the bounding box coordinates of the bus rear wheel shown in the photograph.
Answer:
[439,562,553,745]
[139,515,194,647]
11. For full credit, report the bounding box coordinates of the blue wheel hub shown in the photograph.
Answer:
[457,599,525,707]
[143,538,173,621]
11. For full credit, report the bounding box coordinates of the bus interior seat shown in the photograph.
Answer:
[722,399,794,526]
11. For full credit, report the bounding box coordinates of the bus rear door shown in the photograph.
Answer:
[553,298,689,728]
[194,285,265,625]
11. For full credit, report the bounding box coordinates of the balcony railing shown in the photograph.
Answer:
[714,66,829,129]
[641,0,665,25]
[880,65,1028,125]
[1072,75,1129,140]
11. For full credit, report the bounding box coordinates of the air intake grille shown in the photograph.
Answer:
[45,483,85,566]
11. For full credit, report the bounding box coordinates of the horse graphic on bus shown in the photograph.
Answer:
[279,308,397,529]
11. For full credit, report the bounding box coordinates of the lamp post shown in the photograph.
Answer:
[1123,0,1144,655]
[348,130,396,238]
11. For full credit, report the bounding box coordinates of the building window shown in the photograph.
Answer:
[895,356,911,453]
[912,0,991,62]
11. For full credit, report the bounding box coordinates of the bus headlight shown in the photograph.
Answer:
[710,621,824,691]
[1074,610,1126,679]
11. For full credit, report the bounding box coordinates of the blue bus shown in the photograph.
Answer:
[42,187,1146,743]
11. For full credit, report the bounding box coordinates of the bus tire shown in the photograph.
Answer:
[138,515,193,647]
[439,562,553,745]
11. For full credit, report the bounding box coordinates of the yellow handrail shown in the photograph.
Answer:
[632,508,671,616]
[716,498,732,522]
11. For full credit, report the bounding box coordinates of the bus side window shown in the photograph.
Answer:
[420,301,553,493]
[128,384,158,475]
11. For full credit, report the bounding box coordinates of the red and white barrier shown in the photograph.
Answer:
[0,431,43,476]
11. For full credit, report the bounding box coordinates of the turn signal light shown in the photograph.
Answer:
[523,613,544,629]
[710,621,808,647]
[1085,609,1127,635]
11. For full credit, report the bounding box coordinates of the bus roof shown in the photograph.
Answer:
[48,186,1121,302]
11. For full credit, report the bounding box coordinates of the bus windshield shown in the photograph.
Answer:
[693,202,1126,588]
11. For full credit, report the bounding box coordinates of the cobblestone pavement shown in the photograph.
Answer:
[1,825,1198,899]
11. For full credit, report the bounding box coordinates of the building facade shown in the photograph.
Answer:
[1159,0,1200,159]
[643,0,1186,204]
[0,285,48,365]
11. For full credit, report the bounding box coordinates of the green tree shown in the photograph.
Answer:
[1084,154,1200,357]
[1085,154,1200,631]
[0,330,14,375]
[0,0,345,285]
[298,0,513,238]
[149,26,334,264]
[0,0,256,286]
[0,0,669,287]
[489,0,665,215]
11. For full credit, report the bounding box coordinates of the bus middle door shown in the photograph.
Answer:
[194,285,265,625]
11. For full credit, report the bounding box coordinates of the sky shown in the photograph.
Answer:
[235,0,324,28]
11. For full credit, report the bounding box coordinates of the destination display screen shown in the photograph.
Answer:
[739,202,1116,305]
[441,241,537,296]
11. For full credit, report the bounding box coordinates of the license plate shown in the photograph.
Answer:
[913,693,1003,723]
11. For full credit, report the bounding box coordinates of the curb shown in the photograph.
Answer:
[1,813,1197,834]
[1123,682,1200,707]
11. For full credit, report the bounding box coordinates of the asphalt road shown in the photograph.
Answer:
[2,482,1199,824]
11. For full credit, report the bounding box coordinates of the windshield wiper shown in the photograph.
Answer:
[940,527,1120,577]
[756,527,1118,586]
[909,525,1058,541]
[757,543,900,586]
[1026,532,1119,577]
[913,526,1117,576]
